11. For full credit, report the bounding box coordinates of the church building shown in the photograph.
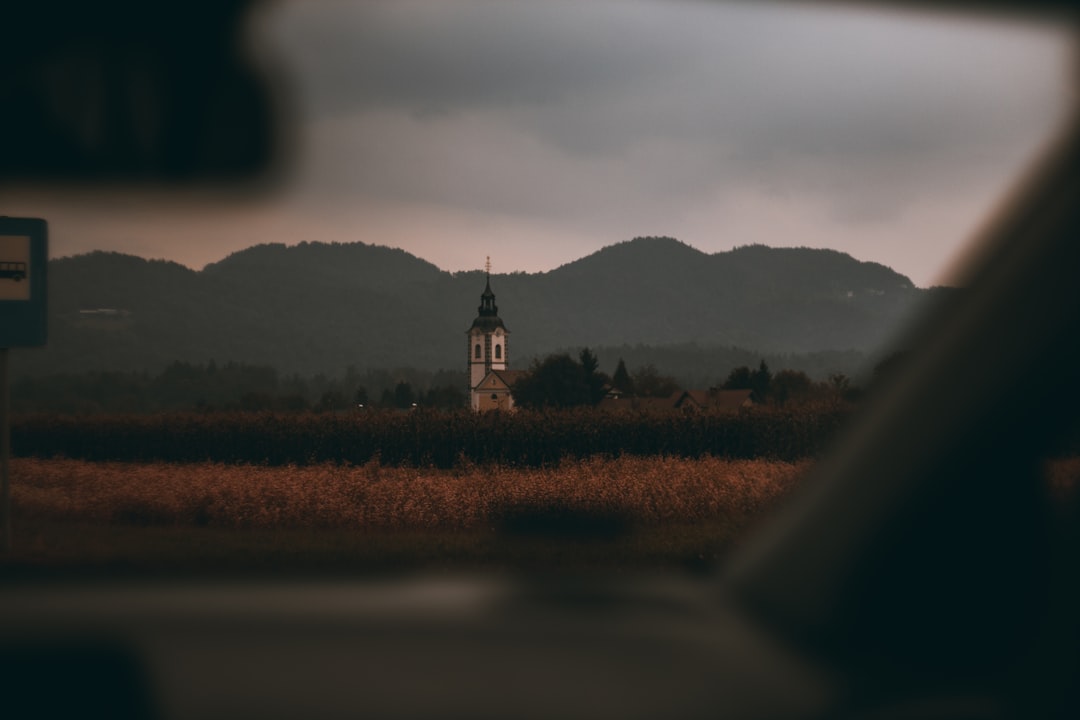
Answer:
[467,263,523,411]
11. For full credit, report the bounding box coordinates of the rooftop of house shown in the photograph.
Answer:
[598,388,755,414]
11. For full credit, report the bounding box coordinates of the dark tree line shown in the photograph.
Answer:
[511,349,609,409]
[511,351,861,410]
[510,349,687,409]
[11,361,468,414]
[720,361,861,405]
[12,351,866,416]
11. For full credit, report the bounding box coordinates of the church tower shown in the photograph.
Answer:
[467,259,510,409]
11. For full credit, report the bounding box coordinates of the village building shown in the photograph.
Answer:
[676,388,755,412]
[471,368,527,412]
[467,263,521,411]
[598,388,754,414]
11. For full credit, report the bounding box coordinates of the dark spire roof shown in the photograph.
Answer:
[478,275,497,317]
[468,268,507,333]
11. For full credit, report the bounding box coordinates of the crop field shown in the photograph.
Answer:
[5,455,807,574]
[5,408,1076,576]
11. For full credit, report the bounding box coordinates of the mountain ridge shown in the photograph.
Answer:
[19,237,929,378]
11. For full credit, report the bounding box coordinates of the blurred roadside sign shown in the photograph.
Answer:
[0,217,47,347]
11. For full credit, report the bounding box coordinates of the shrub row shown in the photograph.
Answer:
[11,406,852,467]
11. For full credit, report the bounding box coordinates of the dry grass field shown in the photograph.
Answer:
[5,455,807,575]
[6,455,1077,576]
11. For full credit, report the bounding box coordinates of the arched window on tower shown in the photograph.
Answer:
[495,344,502,360]
[474,343,481,359]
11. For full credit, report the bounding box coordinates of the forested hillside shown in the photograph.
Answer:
[12,237,934,378]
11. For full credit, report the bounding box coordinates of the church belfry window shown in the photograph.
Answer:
[495,344,502,359]
[474,343,481,359]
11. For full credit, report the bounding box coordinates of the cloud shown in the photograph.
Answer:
[272,0,1070,217]
[6,0,1071,289]
[270,0,694,117]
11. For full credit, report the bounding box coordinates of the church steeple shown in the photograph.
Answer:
[478,257,498,317]
[468,257,506,334]
[467,257,510,407]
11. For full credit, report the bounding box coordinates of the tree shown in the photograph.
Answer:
[316,390,347,412]
[829,373,850,393]
[579,347,609,404]
[423,384,467,410]
[393,381,416,409]
[722,362,770,403]
[827,373,862,403]
[579,347,599,375]
[722,366,754,390]
[633,364,679,398]
[611,358,634,395]
[751,360,772,403]
[511,354,590,409]
[771,369,813,406]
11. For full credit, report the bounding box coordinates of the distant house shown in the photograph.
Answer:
[598,388,754,414]
[598,393,672,414]
[598,393,678,414]
[677,388,754,412]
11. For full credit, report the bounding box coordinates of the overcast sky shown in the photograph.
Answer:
[5,0,1074,287]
